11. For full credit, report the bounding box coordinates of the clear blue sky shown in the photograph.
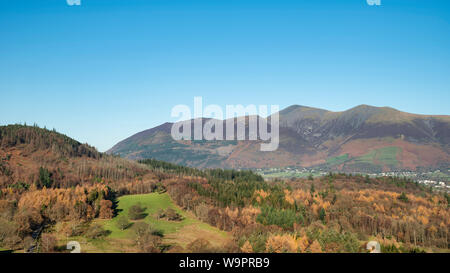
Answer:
[1,0,449,151]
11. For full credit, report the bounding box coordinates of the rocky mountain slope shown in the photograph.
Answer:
[108,105,450,172]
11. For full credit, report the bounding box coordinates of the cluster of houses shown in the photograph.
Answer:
[256,167,450,192]
[417,180,450,191]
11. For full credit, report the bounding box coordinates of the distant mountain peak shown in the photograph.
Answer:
[108,104,450,171]
[280,104,329,114]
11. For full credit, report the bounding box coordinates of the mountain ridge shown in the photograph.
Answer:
[108,104,450,172]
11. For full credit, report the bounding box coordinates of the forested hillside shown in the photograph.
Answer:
[0,125,151,189]
[0,125,156,251]
[138,160,449,252]
[0,125,448,253]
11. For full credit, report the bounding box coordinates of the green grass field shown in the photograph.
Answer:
[103,193,186,238]
[101,193,228,243]
[59,193,230,252]
[353,147,399,168]
[376,147,400,166]
[326,154,349,166]
[57,193,230,253]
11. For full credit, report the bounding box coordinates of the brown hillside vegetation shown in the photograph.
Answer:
[108,104,450,171]
[339,139,450,171]
[0,125,448,253]
[167,172,449,253]
[0,125,151,189]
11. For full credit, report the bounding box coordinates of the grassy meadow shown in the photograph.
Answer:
[55,193,229,253]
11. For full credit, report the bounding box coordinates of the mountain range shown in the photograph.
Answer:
[108,105,450,172]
